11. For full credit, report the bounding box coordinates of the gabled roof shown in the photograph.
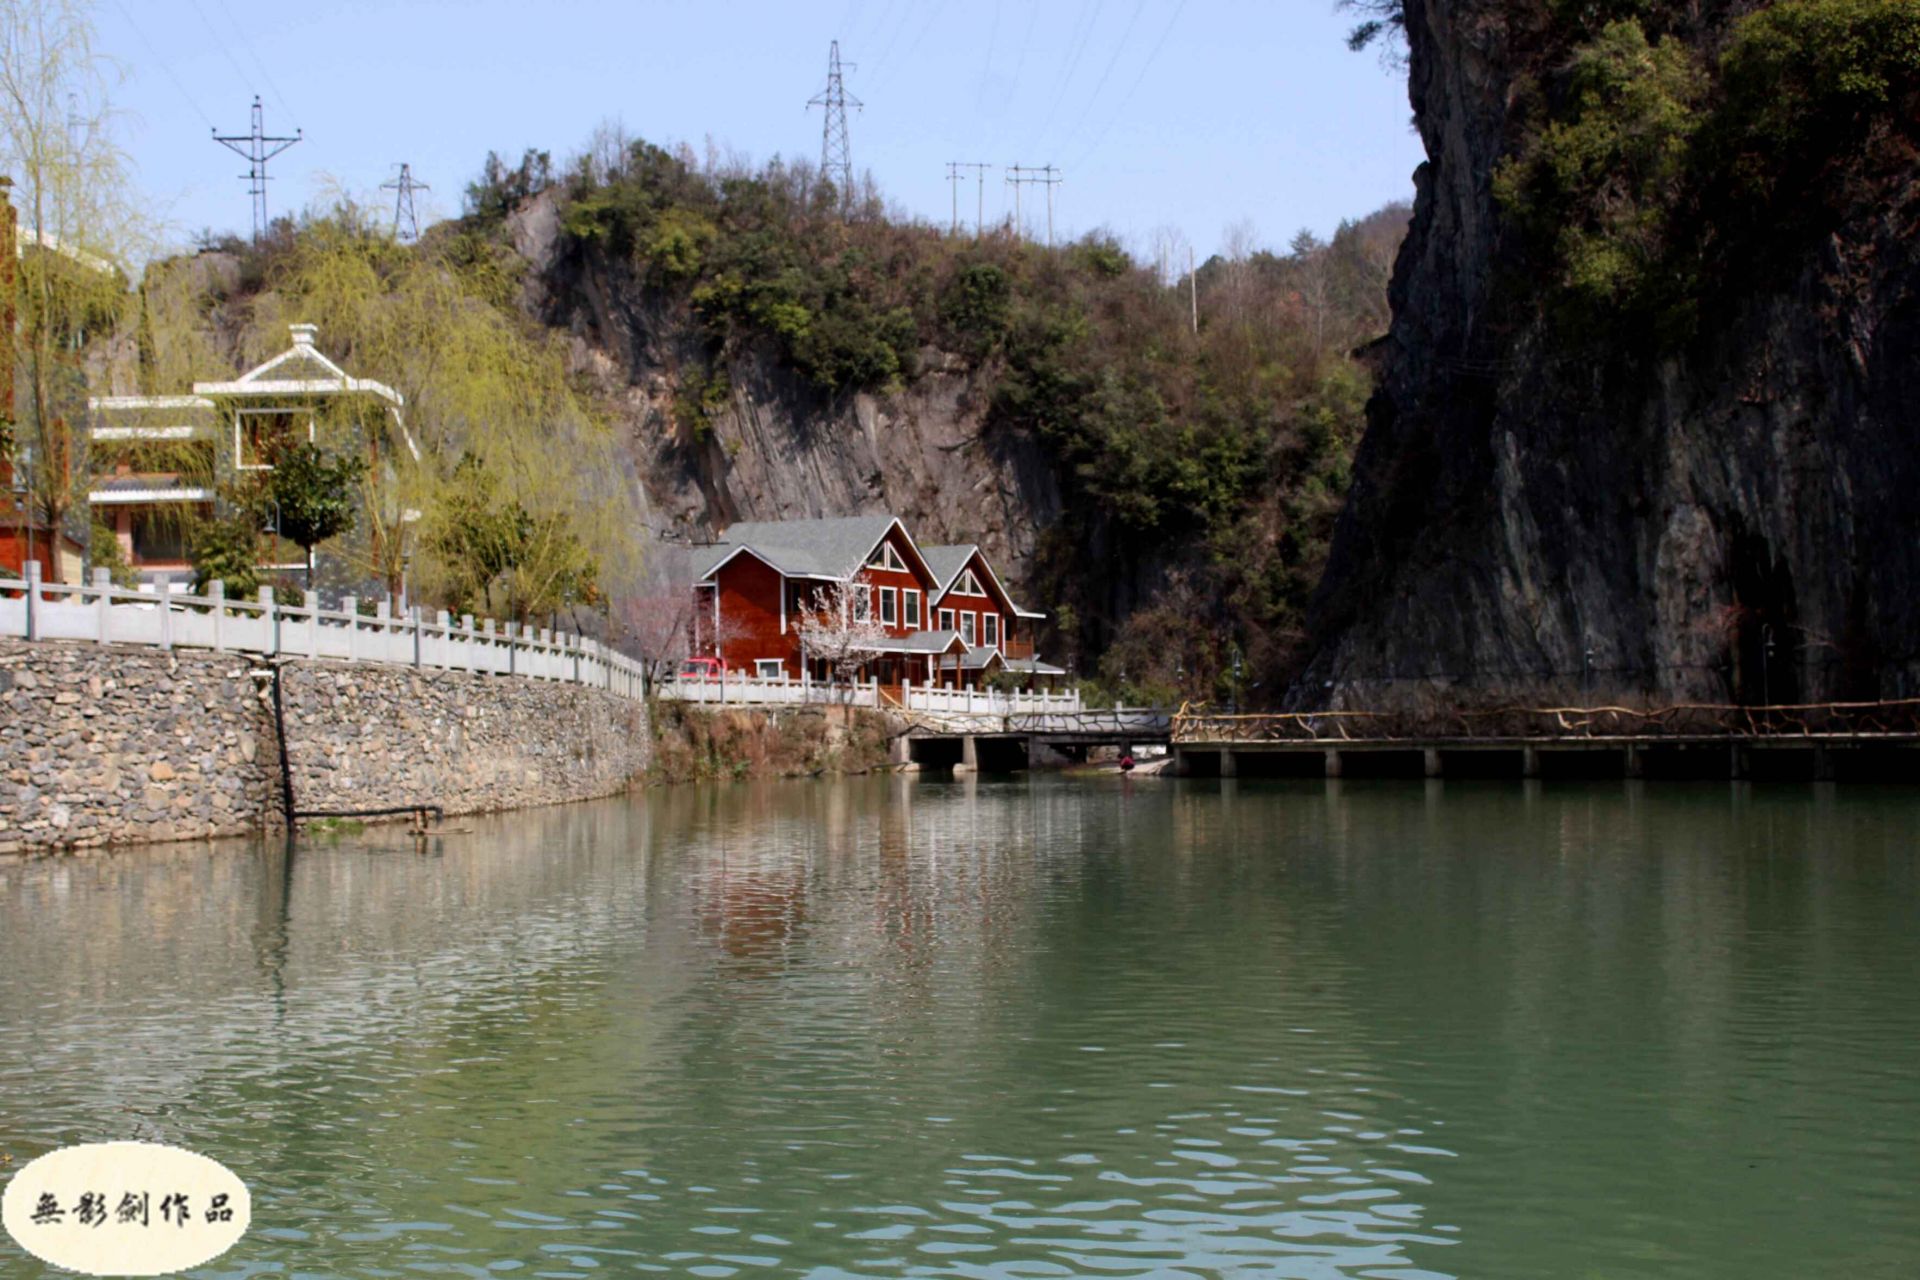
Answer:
[193,323,404,408]
[922,542,1035,617]
[695,515,929,583]
[960,644,1003,670]
[893,629,967,654]
[920,545,974,593]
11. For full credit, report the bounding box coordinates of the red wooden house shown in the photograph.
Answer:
[688,515,1064,691]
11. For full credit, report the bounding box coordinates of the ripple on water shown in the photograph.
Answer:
[4,780,1920,1277]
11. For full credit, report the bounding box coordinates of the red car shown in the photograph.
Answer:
[677,657,728,680]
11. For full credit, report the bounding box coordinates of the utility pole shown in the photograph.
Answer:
[1040,164,1061,247]
[1005,165,1062,246]
[947,162,991,238]
[212,95,302,243]
[808,41,862,207]
[381,163,430,242]
[1189,244,1198,334]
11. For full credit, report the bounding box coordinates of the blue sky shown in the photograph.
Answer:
[94,0,1420,260]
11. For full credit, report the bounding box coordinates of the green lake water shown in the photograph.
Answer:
[2,775,1918,1278]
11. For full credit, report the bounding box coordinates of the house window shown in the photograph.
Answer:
[954,568,985,596]
[984,614,999,648]
[904,590,921,628]
[868,541,907,572]
[879,586,897,625]
[939,608,955,632]
[235,408,309,470]
[852,585,872,622]
[961,612,976,646]
[755,659,785,679]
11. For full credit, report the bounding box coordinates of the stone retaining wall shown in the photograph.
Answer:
[279,662,650,819]
[0,641,650,857]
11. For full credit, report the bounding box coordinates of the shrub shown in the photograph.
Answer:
[1493,18,1705,307]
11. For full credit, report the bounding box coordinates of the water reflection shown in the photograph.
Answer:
[2,777,1917,1277]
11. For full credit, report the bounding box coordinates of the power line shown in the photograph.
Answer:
[210,0,301,130]
[865,0,917,81]
[211,95,302,242]
[807,40,863,204]
[183,0,259,104]
[867,0,948,92]
[110,0,214,129]
[1068,0,1188,172]
[1030,0,1105,153]
[1054,0,1148,158]
[381,163,429,242]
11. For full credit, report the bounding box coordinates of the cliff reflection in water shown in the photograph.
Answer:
[2,776,1917,1278]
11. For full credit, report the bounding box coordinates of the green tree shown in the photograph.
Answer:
[423,456,600,624]
[264,440,366,589]
[188,510,266,600]
[1493,19,1704,307]
[0,0,146,581]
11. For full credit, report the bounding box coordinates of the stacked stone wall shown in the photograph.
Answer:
[279,663,650,819]
[0,641,650,857]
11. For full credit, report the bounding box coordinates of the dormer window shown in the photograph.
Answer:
[868,541,907,572]
[954,568,986,596]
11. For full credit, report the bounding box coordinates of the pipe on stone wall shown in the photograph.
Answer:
[256,660,446,836]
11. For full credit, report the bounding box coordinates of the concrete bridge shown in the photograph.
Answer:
[1169,701,1920,783]
[893,707,1172,771]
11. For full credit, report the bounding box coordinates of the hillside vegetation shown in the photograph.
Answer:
[468,142,1407,704]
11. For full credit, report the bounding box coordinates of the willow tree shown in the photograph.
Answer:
[245,201,636,622]
[0,0,145,581]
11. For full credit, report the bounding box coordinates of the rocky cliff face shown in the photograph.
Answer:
[508,192,1061,597]
[1296,0,1920,709]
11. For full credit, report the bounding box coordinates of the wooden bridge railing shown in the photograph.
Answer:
[1172,699,1920,744]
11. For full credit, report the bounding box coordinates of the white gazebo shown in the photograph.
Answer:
[192,322,417,469]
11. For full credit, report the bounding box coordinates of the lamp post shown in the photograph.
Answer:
[263,500,283,653]
[1762,623,1776,709]
[11,444,34,573]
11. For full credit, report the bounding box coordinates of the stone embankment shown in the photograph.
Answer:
[0,640,650,858]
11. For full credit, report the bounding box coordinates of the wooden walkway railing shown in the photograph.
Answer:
[1172,699,1920,744]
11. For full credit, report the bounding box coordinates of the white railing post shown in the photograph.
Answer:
[93,568,112,645]
[304,591,319,659]
[436,611,452,670]
[22,560,40,641]
[461,615,476,673]
[210,579,225,651]
[342,597,358,661]
[260,587,278,657]
[505,621,518,676]
[157,574,173,650]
